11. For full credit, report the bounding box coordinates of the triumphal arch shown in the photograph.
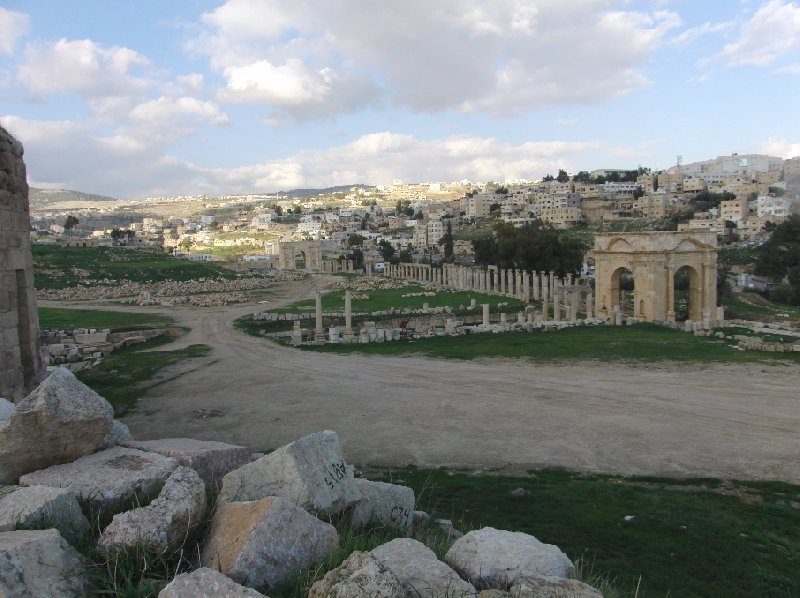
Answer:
[278,241,322,271]
[593,231,718,323]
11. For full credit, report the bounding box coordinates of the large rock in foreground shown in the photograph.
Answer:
[371,537,477,597]
[308,550,403,598]
[0,529,88,597]
[202,496,338,591]
[0,368,113,483]
[512,574,604,597]
[217,430,358,512]
[123,437,250,490]
[98,466,206,554]
[159,567,266,597]
[19,446,179,518]
[445,528,574,590]
[0,485,90,544]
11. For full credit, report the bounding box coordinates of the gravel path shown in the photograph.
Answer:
[45,277,800,482]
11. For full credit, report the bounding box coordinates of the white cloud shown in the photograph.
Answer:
[1,115,602,197]
[195,0,680,119]
[669,21,733,46]
[555,118,578,126]
[129,96,228,125]
[0,8,29,55]
[757,137,800,158]
[721,0,800,66]
[17,38,151,97]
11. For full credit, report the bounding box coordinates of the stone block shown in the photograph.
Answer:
[201,496,338,591]
[371,538,477,597]
[100,419,134,450]
[0,367,113,484]
[511,574,603,597]
[0,529,88,597]
[217,430,358,513]
[19,446,179,518]
[159,567,266,597]
[98,466,206,554]
[123,437,250,490]
[308,550,403,598]
[0,485,90,544]
[347,478,415,532]
[445,527,574,590]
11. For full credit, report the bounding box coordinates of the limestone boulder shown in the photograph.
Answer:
[0,398,14,421]
[346,478,415,532]
[98,466,206,554]
[511,575,604,597]
[308,550,403,598]
[445,528,574,590]
[19,446,179,518]
[201,496,338,591]
[0,529,88,597]
[100,419,133,450]
[159,567,266,597]
[123,437,250,490]
[370,537,477,598]
[217,430,358,513]
[0,367,113,484]
[0,485,90,544]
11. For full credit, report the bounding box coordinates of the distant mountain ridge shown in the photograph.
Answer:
[29,187,119,207]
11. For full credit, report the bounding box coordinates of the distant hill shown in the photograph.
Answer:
[280,184,371,198]
[29,187,119,208]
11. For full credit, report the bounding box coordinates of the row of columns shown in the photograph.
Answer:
[321,259,354,274]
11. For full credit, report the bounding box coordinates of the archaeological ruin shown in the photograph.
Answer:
[277,240,322,271]
[0,126,42,401]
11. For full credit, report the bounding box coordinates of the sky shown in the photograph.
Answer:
[1,0,799,199]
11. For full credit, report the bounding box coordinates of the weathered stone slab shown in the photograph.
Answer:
[19,446,179,517]
[202,496,338,591]
[217,430,358,513]
[0,367,113,484]
[0,485,90,544]
[0,529,88,597]
[159,567,266,597]
[0,398,14,421]
[100,419,133,450]
[445,527,574,590]
[511,574,603,597]
[98,466,206,554]
[123,438,249,490]
[308,550,403,598]
[371,537,477,597]
[347,478,415,532]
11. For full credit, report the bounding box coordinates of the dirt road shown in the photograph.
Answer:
[47,277,800,482]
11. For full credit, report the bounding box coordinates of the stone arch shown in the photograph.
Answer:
[278,241,322,271]
[672,263,702,321]
[592,232,718,323]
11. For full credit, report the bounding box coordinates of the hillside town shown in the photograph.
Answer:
[29,153,799,273]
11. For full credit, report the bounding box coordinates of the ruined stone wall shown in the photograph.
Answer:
[0,126,42,401]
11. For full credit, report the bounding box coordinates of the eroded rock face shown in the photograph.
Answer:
[217,430,359,513]
[0,368,113,484]
[511,575,604,598]
[159,567,267,598]
[201,496,338,591]
[0,485,90,544]
[19,446,179,518]
[123,438,250,491]
[308,550,403,598]
[445,528,574,590]
[370,537,477,598]
[98,466,207,554]
[0,529,88,597]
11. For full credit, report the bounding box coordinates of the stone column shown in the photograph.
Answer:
[553,290,561,322]
[314,290,325,342]
[586,290,594,320]
[492,268,498,293]
[542,296,549,321]
[666,266,676,323]
[482,303,490,327]
[522,271,530,303]
[343,289,354,342]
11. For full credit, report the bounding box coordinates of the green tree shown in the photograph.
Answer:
[273,205,283,216]
[439,221,454,262]
[398,248,413,263]
[378,239,396,261]
[64,215,79,230]
[347,233,365,247]
[542,174,555,182]
[556,169,570,183]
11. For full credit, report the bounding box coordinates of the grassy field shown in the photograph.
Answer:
[365,467,800,598]
[724,292,800,323]
[76,337,211,416]
[38,307,171,331]
[32,244,238,289]
[304,322,800,363]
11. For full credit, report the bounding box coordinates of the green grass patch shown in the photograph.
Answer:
[367,467,800,598]
[719,247,761,266]
[723,293,800,324]
[38,307,171,332]
[76,338,211,416]
[305,323,800,363]
[32,244,238,289]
